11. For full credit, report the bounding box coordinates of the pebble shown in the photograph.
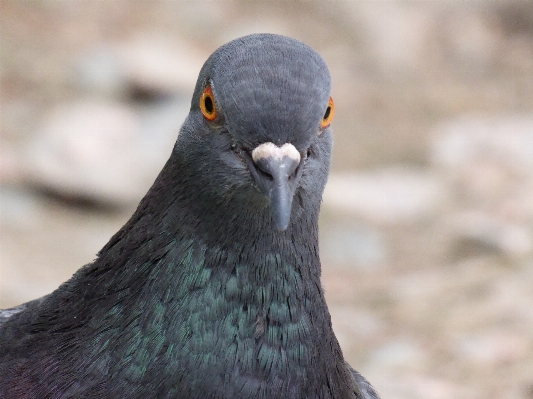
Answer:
[368,339,427,370]
[76,34,206,98]
[117,33,206,96]
[75,45,126,96]
[0,187,42,228]
[431,115,533,178]
[23,100,185,205]
[320,223,387,269]
[330,306,386,343]
[432,115,533,258]
[374,374,464,399]
[449,211,533,258]
[0,145,23,185]
[323,167,446,223]
[455,330,530,365]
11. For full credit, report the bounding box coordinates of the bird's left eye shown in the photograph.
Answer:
[320,96,335,130]
[200,85,217,121]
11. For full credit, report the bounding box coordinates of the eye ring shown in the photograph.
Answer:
[320,96,335,129]
[200,85,217,121]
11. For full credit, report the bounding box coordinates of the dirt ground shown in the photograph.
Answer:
[1,3,533,399]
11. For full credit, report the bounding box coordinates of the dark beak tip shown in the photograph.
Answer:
[274,218,290,231]
[270,191,292,232]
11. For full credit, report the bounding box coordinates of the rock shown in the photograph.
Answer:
[24,100,141,205]
[340,2,434,73]
[320,223,387,269]
[449,211,533,259]
[117,33,206,96]
[432,115,533,258]
[323,167,446,223]
[0,187,42,228]
[218,20,292,48]
[431,115,533,179]
[23,99,187,206]
[75,45,126,96]
[438,8,503,73]
[368,339,427,371]
[75,34,206,99]
[330,306,386,345]
[373,374,463,399]
[0,144,23,185]
[455,329,530,365]
[134,95,190,168]
[337,2,505,77]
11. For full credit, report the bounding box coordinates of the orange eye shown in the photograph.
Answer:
[200,85,217,121]
[320,96,335,129]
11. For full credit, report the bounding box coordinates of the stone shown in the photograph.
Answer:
[117,33,206,96]
[323,167,446,223]
[75,45,126,96]
[449,210,533,258]
[320,223,387,269]
[456,329,530,365]
[0,187,42,228]
[368,339,427,371]
[431,116,533,178]
[23,100,181,205]
[432,115,533,258]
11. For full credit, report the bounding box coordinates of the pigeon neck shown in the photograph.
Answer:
[92,158,356,397]
[135,232,355,398]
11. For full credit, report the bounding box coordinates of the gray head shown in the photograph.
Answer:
[173,33,335,232]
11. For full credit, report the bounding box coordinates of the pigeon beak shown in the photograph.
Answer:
[249,142,302,231]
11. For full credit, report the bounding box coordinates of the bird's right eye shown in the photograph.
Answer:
[320,96,335,129]
[200,85,217,121]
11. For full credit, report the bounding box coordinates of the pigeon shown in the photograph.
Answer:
[0,33,379,399]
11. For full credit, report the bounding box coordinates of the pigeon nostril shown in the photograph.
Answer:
[260,169,274,181]
[287,168,299,181]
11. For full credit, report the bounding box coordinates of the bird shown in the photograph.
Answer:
[0,33,379,399]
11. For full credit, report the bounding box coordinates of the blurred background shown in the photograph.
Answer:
[1,2,532,398]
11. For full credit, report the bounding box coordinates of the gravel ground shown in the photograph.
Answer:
[1,3,533,398]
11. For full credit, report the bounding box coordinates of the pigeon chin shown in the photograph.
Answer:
[246,142,303,231]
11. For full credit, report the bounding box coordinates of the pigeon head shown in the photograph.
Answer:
[0,34,380,399]
[170,34,334,233]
